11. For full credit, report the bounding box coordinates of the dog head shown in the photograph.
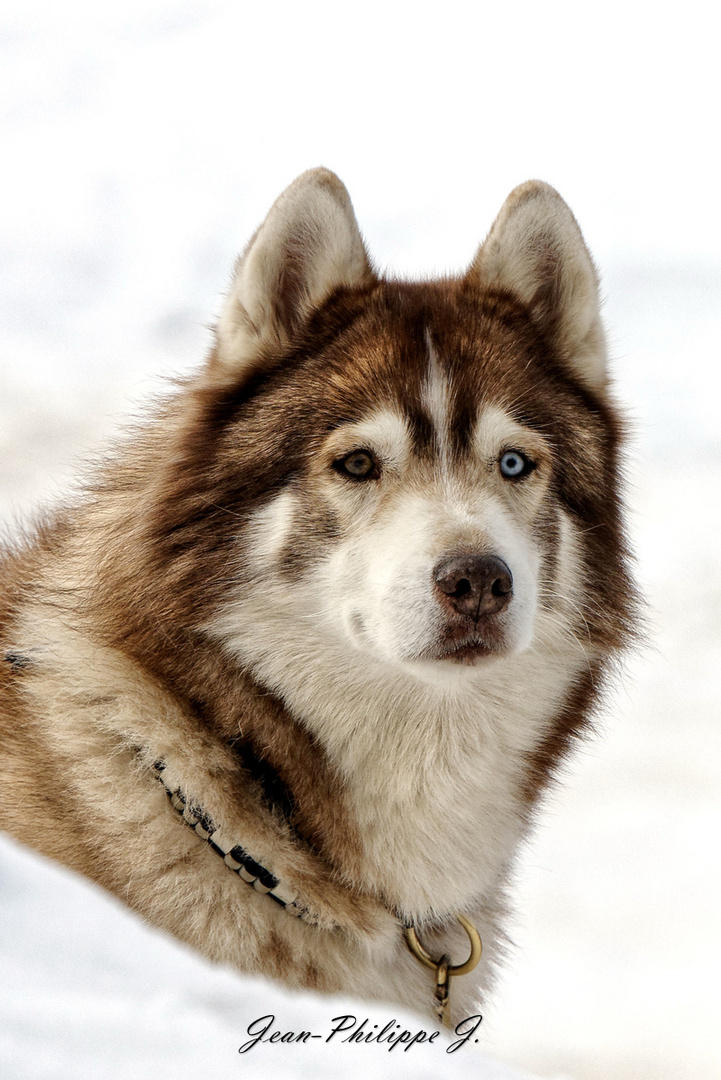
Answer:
[147,170,629,684]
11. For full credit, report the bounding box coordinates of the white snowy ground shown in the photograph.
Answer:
[1,4,720,1079]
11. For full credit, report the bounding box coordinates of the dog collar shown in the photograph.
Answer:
[150,757,482,1025]
[150,760,313,920]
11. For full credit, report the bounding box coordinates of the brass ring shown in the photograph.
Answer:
[404,914,482,977]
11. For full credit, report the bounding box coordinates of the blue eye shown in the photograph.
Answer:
[499,450,533,479]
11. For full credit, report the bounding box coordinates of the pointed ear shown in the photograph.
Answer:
[214,168,375,377]
[468,181,607,391]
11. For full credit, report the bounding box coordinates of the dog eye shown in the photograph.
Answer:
[499,449,534,480]
[334,450,380,480]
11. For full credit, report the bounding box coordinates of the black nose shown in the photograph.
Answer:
[433,554,513,619]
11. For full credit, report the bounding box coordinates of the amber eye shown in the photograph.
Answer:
[334,449,379,480]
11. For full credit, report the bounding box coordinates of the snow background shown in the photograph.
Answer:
[1,2,719,1077]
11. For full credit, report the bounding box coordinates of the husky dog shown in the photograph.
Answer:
[0,169,634,1023]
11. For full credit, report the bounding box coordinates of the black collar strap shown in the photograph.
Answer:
[151,760,314,922]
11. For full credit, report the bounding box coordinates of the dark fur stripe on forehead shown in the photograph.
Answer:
[447,399,476,460]
[407,408,437,458]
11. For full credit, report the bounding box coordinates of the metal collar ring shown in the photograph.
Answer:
[404,914,482,977]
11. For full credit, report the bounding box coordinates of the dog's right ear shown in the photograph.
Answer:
[212,168,375,378]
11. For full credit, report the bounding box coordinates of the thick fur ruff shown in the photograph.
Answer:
[0,169,635,1023]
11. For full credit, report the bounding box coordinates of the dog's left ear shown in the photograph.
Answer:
[213,168,375,378]
[468,182,607,392]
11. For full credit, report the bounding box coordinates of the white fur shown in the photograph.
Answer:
[422,329,452,468]
[245,487,299,572]
[208,572,587,918]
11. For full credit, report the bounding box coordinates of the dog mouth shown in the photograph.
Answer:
[433,640,501,664]
[423,627,507,665]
